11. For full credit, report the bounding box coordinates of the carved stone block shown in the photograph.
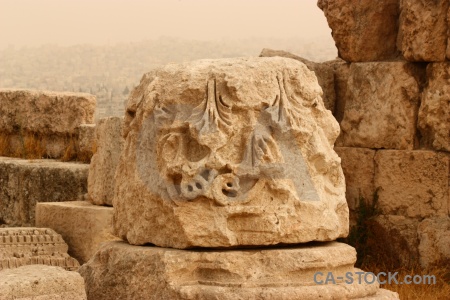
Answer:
[113,57,349,248]
[0,157,89,227]
[79,241,398,300]
[36,201,120,264]
[0,227,79,271]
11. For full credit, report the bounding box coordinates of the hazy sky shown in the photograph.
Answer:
[0,0,331,49]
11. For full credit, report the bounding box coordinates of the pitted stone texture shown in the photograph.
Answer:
[259,48,336,113]
[335,147,375,212]
[88,117,124,206]
[36,201,120,264]
[114,57,348,248]
[76,124,96,162]
[79,241,397,300]
[374,150,449,218]
[335,62,422,150]
[398,0,449,62]
[318,0,399,62]
[418,217,450,268]
[0,265,86,300]
[418,63,450,151]
[0,89,95,159]
[0,157,88,227]
[0,89,95,135]
[0,228,79,271]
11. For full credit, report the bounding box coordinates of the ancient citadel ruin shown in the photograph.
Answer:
[0,1,448,299]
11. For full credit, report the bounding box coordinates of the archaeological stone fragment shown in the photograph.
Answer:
[88,117,124,206]
[113,57,349,248]
[259,48,336,113]
[0,227,79,271]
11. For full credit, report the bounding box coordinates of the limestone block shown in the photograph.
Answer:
[317,0,400,62]
[335,62,422,149]
[76,124,96,163]
[79,241,398,300]
[88,117,124,206]
[334,147,376,210]
[0,227,79,271]
[374,150,449,218]
[35,201,120,264]
[418,63,450,151]
[113,57,349,248]
[0,89,96,159]
[0,157,89,227]
[398,0,449,62]
[0,265,86,300]
[259,48,336,112]
[418,217,450,268]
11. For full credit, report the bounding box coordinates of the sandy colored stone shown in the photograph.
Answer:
[0,89,95,159]
[418,217,450,268]
[334,147,376,211]
[418,63,450,151]
[88,117,124,206]
[374,150,449,218]
[35,201,120,264]
[76,124,96,162]
[113,57,348,248]
[0,227,79,271]
[259,48,336,112]
[0,89,95,135]
[79,241,399,300]
[398,0,449,62]
[0,157,88,227]
[318,0,399,62]
[0,265,86,300]
[335,62,422,149]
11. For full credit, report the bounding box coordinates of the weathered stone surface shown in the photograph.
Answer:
[335,62,422,149]
[0,227,79,271]
[398,0,449,62]
[79,241,397,300]
[113,57,348,248]
[418,217,450,268]
[0,157,89,227]
[335,147,376,211]
[36,201,120,264]
[0,265,86,300]
[418,63,450,151]
[374,215,420,268]
[259,48,336,112]
[318,0,400,62]
[88,117,124,206]
[374,150,449,218]
[76,124,96,163]
[0,89,96,159]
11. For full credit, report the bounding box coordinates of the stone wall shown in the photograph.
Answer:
[319,0,450,269]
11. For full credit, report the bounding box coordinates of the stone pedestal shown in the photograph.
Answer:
[35,201,120,264]
[79,241,398,300]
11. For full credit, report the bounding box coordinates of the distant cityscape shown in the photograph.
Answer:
[0,36,337,121]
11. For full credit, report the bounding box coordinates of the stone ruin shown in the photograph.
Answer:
[78,57,398,299]
[316,0,450,269]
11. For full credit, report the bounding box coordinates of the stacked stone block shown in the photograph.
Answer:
[319,0,450,268]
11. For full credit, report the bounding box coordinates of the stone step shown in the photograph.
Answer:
[0,157,89,227]
[36,201,120,264]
